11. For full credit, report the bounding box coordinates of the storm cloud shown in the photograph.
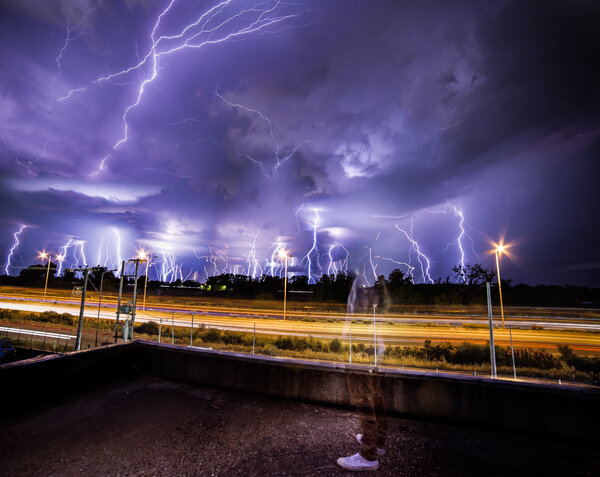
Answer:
[0,0,599,286]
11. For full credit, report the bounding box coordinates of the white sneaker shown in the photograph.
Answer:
[337,452,379,471]
[356,433,386,456]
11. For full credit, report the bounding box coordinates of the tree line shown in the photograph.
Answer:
[1,261,598,307]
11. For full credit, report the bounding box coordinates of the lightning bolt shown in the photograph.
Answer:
[294,203,305,233]
[96,235,104,266]
[326,243,349,276]
[57,238,74,276]
[56,0,103,68]
[395,222,433,284]
[379,257,415,283]
[245,227,263,278]
[269,241,286,277]
[113,228,123,276]
[3,225,27,276]
[427,203,477,283]
[13,139,49,176]
[74,240,87,267]
[302,208,321,284]
[215,88,309,175]
[451,206,467,283]
[206,243,220,275]
[214,86,274,138]
[159,249,178,282]
[366,246,378,281]
[61,0,301,172]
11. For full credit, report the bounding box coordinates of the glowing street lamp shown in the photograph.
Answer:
[278,249,291,320]
[38,251,64,302]
[495,244,506,328]
[137,249,152,310]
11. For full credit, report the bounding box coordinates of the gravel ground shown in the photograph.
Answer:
[1,375,598,476]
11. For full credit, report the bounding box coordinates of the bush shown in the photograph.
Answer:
[203,328,221,342]
[329,338,342,353]
[450,342,488,364]
[261,344,277,356]
[134,321,159,335]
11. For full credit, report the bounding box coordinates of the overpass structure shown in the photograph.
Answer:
[1,341,598,475]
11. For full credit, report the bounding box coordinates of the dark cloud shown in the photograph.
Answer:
[0,0,598,286]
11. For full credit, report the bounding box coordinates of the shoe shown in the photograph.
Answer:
[356,434,385,456]
[337,452,379,471]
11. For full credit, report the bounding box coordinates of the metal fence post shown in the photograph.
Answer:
[509,324,517,380]
[171,312,174,345]
[486,282,497,379]
[159,317,162,343]
[349,325,352,364]
[373,304,377,368]
[190,312,194,346]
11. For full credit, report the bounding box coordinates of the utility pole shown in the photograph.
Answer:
[125,258,145,341]
[130,259,142,332]
[114,261,125,343]
[75,266,101,351]
[96,268,117,347]
[113,258,145,342]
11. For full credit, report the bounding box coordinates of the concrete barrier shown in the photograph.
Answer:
[2,340,598,441]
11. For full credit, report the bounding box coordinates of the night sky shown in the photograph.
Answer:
[1,0,599,287]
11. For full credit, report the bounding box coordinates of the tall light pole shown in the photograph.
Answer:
[137,250,152,310]
[495,245,505,328]
[279,250,290,320]
[38,251,64,302]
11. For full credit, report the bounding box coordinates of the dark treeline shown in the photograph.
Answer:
[1,262,598,308]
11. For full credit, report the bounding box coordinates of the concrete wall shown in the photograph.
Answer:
[2,340,599,441]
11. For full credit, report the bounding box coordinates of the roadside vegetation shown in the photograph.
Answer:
[2,309,598,385]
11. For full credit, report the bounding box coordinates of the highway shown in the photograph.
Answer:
[1,294,600,353]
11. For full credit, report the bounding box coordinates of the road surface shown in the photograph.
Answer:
[1,297,599,353]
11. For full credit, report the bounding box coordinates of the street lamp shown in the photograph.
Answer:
[137,249,153,310]
[96,268,117,347]
[495,244,505,328]
[278,249,291,320]
[38,251,64,302]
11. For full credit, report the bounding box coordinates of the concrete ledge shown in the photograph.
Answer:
[2,340,599,441]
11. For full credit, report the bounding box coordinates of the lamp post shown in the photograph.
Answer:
[137,250,153,310]
[38,251,64,302]
[495,245,505,328]
[96,268,117,347]
[279,250,290,320]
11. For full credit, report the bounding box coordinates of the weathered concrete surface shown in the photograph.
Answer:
[2,340,599,442]
[1,375,598,476]
[134,341,600,441]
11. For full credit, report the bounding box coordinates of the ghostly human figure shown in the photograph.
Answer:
[337,274,388,472]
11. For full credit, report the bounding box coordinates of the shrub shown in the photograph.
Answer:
[329,338,342,353]
[275,336,293,350]
[203,328,221,342]
[134,321,159,335]
[261,344,277,356]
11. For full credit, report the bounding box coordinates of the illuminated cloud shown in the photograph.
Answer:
[0,0,598,285]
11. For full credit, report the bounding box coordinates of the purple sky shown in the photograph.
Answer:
[1,0,599,286]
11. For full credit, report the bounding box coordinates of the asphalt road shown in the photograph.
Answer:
[1,295,600,353]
